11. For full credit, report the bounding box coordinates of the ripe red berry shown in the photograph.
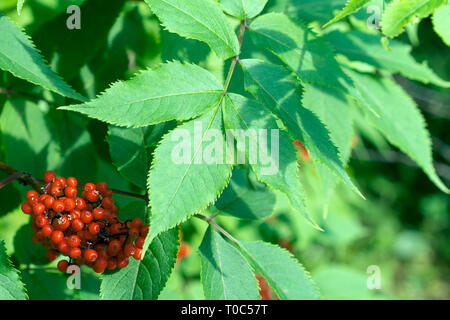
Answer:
[67,235,81,248]
[93,208,105,220]
[71,219,84,232]
[129,227,140,239]
[55,215,71,231]
[26,190,39,201]
[56,177,66,187]
[84,249,98,262]
[52,200,65,213]
[21,202,33,214]
[107,240,121,256]
[33,203,46,215]
[67,177,78,188]
[117,257,129,268]
[94,257,108,270]
[84,183,96,192]
[50,184,63,197]
[69,247,82,259]
[96,182,108,195]
[35,214,48,228]
[58,240,71,256]
[81,210,93,224]
[64,186,77,198]
[135,236,145,249]
[63,198,76,211]
[43,196,54,209]
[70,209,81,220]
[101,197,114,209]
[44,171,57,183]
[124,243,136,257]
[130,218,143,229]
[88,222,100,235]
[41,225,53,237]
[133,248,143,260]
[75,197,86,210]
[57,260,69,272]
[107,257,117,270]
[85,191,99,203]
[46,249,59,262]
[50,230,64,244]
[110,223,122,234]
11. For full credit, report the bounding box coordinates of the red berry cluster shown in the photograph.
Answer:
[20,171,149,274]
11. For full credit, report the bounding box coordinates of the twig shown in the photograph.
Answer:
[223,19,247,93]
[195,214,240,245]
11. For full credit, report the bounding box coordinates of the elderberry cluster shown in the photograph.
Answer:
[20,171,149,274]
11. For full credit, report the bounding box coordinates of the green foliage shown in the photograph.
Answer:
[0,13,85,101]
[323,0,371,27]
[144,0,240,59]
[199,226,259,299]
[0,240,27,299]
[100,228,179,300]
[148,107,233,240]
[218,0,268,19]
[239,240,320,300]
[0,0,449,301]
[381,0,447,38]
[61,62,223,127]
[432,3,450,46]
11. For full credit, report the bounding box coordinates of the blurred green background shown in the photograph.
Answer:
[0,0,449,300]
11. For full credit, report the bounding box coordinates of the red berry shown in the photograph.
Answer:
[46,249,59,262]
[101,197,114,209]
[33,203,46,215]
[50,230,64,244]
[93,208,105,220]
[107,240,121,256]
[71,219,84,232]
[84,249,98,262]
[129,227,140,239]
[75,197,86,210]
[88,222,100,235]
[70,209,81,220]
[41,225,53,237]
[55,216,71,231]
[67,177,78,188]
[26,190,39,201]
[117,257,129,268]
[109,223,122,234]
[107,257,117,270]
[64,186,77,198]
[130,218,143,229]
[57,260,69,272]
[70,247,82,259]
[124,244,136,257]
[85,191,99,203]
[56,177,66,187]
[63,198,76,211]
[50,184,62,197]
[44,171,57,183]
[58,240,71,256]
[94,257,108,270]
[43,196,54,209]
[52,200,65,213]
[135,236,145,249]
[96,182,108,195]
[84,183,96,192]
[67,235,81,248]
[35,214,48,228]
[21,202,33,214]
[81,210,93,224]
[133,248,143,260]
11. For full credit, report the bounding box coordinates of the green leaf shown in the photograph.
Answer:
[249,12,351,90]
[0,240,27,300]
[199,226,259,300]
[327,30,450,87]
[17,0,25,15]
[346,69,449,193]
[144,0,240,59]
[381,0,447,38]
[323,0,371,27]
[433,4,450,46]
[60,62,223,127]
[148,107,233,240]
[107,122,176,189]
[100,228,179,300]
[239,240,320,300]
[302,83,354,213]
[218,0,268,19]
[213,168,276,220]
[240,59,362,199]
[0,13,85,101]
[223,93,319,228]
[286,0,347,23]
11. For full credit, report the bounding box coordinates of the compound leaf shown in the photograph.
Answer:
[145,0,240,59]
[100,228,179,300]
[199,226,259,299]
[60,62,223,127]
